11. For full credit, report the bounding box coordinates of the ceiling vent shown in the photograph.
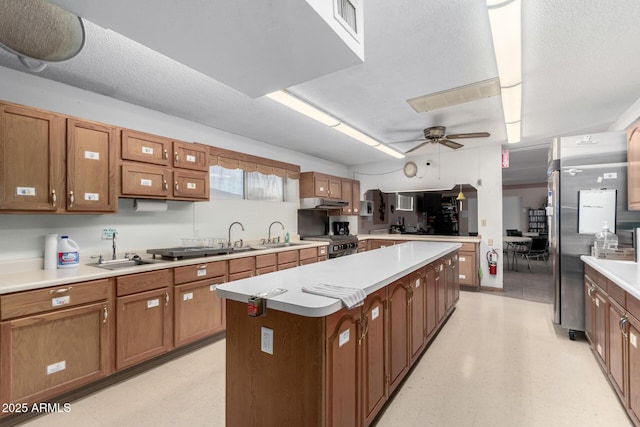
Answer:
[334,0,359,39]
[407,78,501,113]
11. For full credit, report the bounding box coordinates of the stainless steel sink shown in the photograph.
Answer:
[249,242,306,250]
[89,259,158,270]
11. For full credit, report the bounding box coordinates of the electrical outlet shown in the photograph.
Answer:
[261,327,273,355]
[102,228,118,239]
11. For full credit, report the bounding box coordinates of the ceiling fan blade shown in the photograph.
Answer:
[439,139,463,150]
[445,132,490,139]
[387,138,427,145]
[405,140,430,153]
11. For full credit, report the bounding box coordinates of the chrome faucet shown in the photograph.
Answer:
[268,221,285,244]
[112,232,117,260]
[228,222,245,248]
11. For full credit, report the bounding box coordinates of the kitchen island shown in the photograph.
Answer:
[216,241,461,427]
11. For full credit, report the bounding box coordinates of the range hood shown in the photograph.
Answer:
[300,198,349,209]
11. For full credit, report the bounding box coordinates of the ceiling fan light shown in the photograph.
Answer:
[265,90,340,127]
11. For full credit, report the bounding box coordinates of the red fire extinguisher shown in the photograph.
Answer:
[487,249,499,275]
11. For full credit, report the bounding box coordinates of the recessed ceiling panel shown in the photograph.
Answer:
[407,78,500,113]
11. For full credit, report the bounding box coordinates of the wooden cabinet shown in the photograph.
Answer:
[229,257,255,281]
[584,271,608,369]
[458,242,478,288]
[425,265,437,339]
[341,178,354,214]
[609,298,627,403]
[173,261,227,347]
[277,250,298,271]
[409,268,426,364]
[300,172,342,199]
[627,123,640,210]
[299,247,318,265]
[0,279,113,405]
[255,253,277,276]
[435,260,446,324]
[368,239,394,251]
[317,246,328,261]
[358,240,367,253]
[387,277,409,394]
[628,312,640,426]
[0,103,117,213]
[352,180,361,215]
[361,288,387,425]
[115,270,173,370]
[120,129,209,201]
[66,119,117,212]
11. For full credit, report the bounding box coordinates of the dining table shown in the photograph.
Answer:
[503,235,533,271]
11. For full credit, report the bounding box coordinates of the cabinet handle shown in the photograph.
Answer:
[198,265,207,269]
[175,152,179,162]
[163,149,168,160]
[103,305,108,324]
[587,286,595,302]
[165,291,169,306]
[358,316,369,346]
[175,181,179,191]
[163,180,168,191]
[621,317,629,340]
[49,287,72,294]
[68,190,74,208]
[407,285,414,304]
[51,189,57,208]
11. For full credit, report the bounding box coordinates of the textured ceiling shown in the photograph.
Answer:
[1,0,640,186]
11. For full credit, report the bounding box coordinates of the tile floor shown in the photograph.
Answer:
[17,291,631,427]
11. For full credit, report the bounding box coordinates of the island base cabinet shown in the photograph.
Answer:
[361,288,388,426]
[0,302,110,405]
[225,299,324,427]
[387,277,409,394]
[629,314,640,426]
[608,299,626,402]
[116,288,172,370]
[174,278,225,348]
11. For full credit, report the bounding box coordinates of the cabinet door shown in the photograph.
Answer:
[410,269,426,363]
[313,174,329,197]
[352,180,360,215]
[325,305,362,427]
[584,279,595,345]
[0,104,63,211]
[388,277,409,394]
[608,299,626,402]
[627,125,640,210]
[425,265,437,339]
[436,262,446,324]
[628,314,640,425]
[121,163,170,198]
[116,287,172,370]
[458,251,476,286]
[445,257,455,311]
[341,178,353,215]
[0,302,110,404]
[173,169,209,200]
[121,129,170,166]
[361,288,387,426]
[328,177,342,199]
[173,140,209,171]
[593,289,608,369]
[66,119,117,212]
[174,277,225,347]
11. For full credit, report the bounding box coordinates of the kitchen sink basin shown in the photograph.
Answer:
[89,259,158,270]
[249,242,306,250]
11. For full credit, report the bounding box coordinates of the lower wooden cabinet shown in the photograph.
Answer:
[409,269,426,364]
[458,242,478,288]
[174,277,225,347]
[0,279,112,405]
[609,298,626,402]
[436,260,446,324]
[629,313,640,426]
[388,277,410,394]
[425,265,437,339]
[361,288,387,425]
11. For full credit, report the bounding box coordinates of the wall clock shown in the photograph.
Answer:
[403,161,417,178]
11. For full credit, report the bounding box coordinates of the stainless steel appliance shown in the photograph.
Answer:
[147,246,234,260]
[301,234,358,258]
[548,131,637,339]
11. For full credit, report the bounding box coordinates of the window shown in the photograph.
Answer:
[246,171,283,201]
[209,165,244,199]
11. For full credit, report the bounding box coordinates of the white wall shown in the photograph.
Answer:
[502,185,547,233]
[0,67,349,261]
[349,143,504,289]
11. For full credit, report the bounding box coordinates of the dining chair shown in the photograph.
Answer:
[529,237,549,262]
[513,239,533,272]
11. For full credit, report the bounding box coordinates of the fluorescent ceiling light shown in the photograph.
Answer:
[506,121,521,144]
[487,0,521,88]
[266,90,340,127]
[374,143,405,159]
[333,122,379,147]
[501,83,521,124]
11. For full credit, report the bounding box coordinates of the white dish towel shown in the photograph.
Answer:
[301,283,367,309]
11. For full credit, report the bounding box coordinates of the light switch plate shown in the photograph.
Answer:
[261,327,273,355]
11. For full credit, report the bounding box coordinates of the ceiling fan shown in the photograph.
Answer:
[393,126,490,153]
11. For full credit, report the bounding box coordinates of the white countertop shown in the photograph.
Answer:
[358,234,480,244]
[0,241,327,295]
[216,241,461,318]
[581,256,640,300]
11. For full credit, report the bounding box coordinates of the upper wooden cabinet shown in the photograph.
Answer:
[627,124,640,210]
[341,179,361,215]
[173,140,208,171]
[0,103,117,213]
[121,129,170,166]
[300,172,342,199]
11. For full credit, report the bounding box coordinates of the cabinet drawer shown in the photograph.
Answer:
[121,163,170,197]
[1,279,111,320]
[628,293,640,321]
[174,261,226,285]
[300,258,317,266]
[460,242,476,252]
[277,250,298,265]
[229,257,255,274]
[607,280,626,307]
[229,271,253,281]
[256,266,277,276]
[585,265,607,292]
[318,255,328,262]
[173,140,209,171]
[116,269,172,296]
[277,261,298,271]
[173,169,209,200]
[121,129,170,166]
[299,247,317,261]
[256,253,276,269]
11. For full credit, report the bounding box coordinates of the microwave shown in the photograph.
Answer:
[360,200,374,217]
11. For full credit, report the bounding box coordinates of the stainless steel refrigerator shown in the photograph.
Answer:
[548,131,636,339]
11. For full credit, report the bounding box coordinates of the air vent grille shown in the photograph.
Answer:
[336,0,357,34]
[407,78,501,113]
